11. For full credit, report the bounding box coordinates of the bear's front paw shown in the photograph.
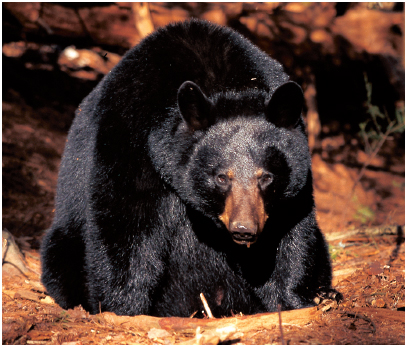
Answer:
[313,288,343,305]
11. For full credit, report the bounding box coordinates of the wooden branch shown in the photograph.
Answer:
[97,306,404,344]
[325,225,404,242]
[339,307,405,323]
[98,306,320,338]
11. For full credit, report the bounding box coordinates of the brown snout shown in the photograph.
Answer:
[219,182,268,247]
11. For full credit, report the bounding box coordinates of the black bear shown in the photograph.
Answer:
[41,19,337,317]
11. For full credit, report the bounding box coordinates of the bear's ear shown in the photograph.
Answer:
[177,81,214,131]
[265,81,304,129]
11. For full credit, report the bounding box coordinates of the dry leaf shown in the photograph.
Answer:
[40,296,55,304]
[367,261,382,276]
[147,328,171,339]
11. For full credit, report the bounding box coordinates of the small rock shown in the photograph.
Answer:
[375,298,386,308]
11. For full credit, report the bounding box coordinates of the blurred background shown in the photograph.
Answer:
[2,2,405,250]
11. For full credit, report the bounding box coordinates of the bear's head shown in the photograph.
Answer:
[149,81,310,247]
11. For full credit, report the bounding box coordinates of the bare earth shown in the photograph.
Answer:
[2,91,405,344]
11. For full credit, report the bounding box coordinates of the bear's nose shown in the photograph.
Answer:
[229,221,258,246]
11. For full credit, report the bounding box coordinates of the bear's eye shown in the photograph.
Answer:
[259,172,273,187]
[216,174,228,186]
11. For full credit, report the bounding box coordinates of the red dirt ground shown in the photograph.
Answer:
[2,88,405,344]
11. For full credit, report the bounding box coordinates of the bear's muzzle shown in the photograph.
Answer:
[219,177,268,248]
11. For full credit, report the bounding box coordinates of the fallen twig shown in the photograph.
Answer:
[277,304,285,345]
[200,293,214,318]
[325,225,404,242]
[341,311,377,334]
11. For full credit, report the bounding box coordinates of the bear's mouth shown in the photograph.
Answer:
[230,233,258,248]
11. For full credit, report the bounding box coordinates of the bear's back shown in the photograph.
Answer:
[133,20,287,92]
[96,20,289,124]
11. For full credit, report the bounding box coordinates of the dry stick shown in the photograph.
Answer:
[340,123,403,225]
[351,125,395,192]
[343,311,377,334]
[277,304,285,345]
[200,293,214,319]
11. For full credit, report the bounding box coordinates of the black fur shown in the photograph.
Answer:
[41,19,335,317]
